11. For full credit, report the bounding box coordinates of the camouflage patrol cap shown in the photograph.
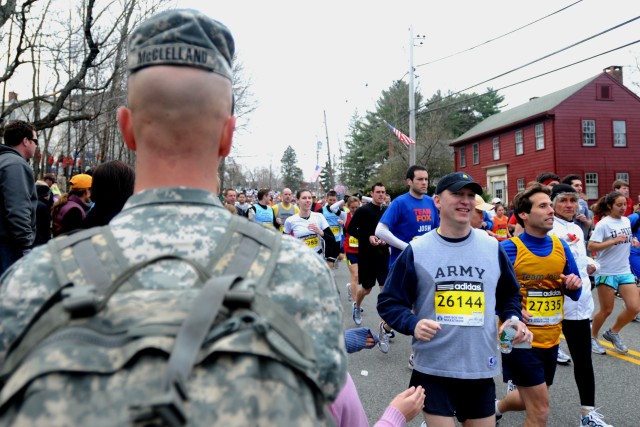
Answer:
[127,9,234,80]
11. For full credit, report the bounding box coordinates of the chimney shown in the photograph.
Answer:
[8,92,17,102]
[604,66,623,85]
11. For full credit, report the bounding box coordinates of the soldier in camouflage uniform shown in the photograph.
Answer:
[0,8,346,426]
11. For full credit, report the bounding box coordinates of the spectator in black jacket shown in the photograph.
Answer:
[0,120,38,274]
[34,181,52,246]
[82,160,135,228]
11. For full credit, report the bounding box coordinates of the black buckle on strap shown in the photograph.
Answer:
[130,380,188,427]
[61,285,98,317]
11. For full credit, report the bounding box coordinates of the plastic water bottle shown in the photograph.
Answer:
[498,315,520,354]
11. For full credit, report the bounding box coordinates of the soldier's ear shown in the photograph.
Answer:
[218,115,235,158]
[117,106,136,151]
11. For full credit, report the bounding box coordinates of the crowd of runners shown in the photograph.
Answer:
[219,167,640,427]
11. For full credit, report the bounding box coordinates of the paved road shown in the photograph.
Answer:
[333,261,640,426]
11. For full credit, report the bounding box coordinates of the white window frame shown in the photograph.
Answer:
[582,120,596,146]
[613,120,626,147]
[585,173,598,200]
[535,123,544,150]
[493,137,500,160]
[515,130,523,155]
[459,147,466,167]
[616,172,629,183]
[473,143,479,164]
[493,180,504,201]
[517,178,525,192]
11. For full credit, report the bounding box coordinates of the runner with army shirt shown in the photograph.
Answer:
[378,172,529,427]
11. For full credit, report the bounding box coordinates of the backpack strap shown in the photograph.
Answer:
[2,214,319,421]
[156,221,284,397]
[131,224,276,427]
[48,226,111,291]
[220,218,282,285]
[1,216,278,380]
[0,227,110,379]
[218,223,316,370]
[162,274,244,390]
[0,254,211,383]
[130,275,245,426]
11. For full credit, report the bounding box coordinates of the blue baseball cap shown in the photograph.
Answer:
[435,172,483,195]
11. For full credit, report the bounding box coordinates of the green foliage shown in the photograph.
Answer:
[376,157,408,198]
[341,82,504,191]
[280,146,304,191]
[341,114,377,191]
[422,88,505,138]
[341,81,422,191]
[319,160,335,192]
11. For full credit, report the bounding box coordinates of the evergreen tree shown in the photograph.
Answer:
[342,81,504,191]
[341,114,377,191]
[280,146,304,191]
[319,160,335,192]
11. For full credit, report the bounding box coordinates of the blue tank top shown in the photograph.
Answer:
[322,206,342,241]
[254,204,274,228]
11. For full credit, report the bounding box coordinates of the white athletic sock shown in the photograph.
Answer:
[495,400,502,416]
[581,406,594,416]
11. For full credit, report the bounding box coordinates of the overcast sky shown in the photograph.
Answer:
[178,1,639,180]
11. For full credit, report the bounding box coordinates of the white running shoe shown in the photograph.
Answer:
[345,283,353,302]
[580,408,613,427]
[591,337,606,355]
[603,329,628,354]
[352,302,363,326]
[557,348,571,364]
[378,321,391,353]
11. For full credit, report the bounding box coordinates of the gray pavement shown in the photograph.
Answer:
[333,260,640,427]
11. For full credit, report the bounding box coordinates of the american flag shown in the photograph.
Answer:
[384,121,415,145]
[310,165,323,181]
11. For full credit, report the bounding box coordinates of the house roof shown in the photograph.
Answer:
[451,74,600,145]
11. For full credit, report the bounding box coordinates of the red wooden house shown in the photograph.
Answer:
[451,66,640,206]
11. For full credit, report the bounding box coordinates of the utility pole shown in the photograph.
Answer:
[337,137,343,179]
[408,26,425,167]
[324,110,334,189]
[316,140,322,167]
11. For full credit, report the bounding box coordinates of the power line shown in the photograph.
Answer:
[415,38,640,119]
[415,0,584,69]
[396,0,584,83]
[386,38,640,134]
[436,15,640,102]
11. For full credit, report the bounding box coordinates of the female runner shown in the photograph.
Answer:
[284,190,336,264]
[588,191,640,354]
